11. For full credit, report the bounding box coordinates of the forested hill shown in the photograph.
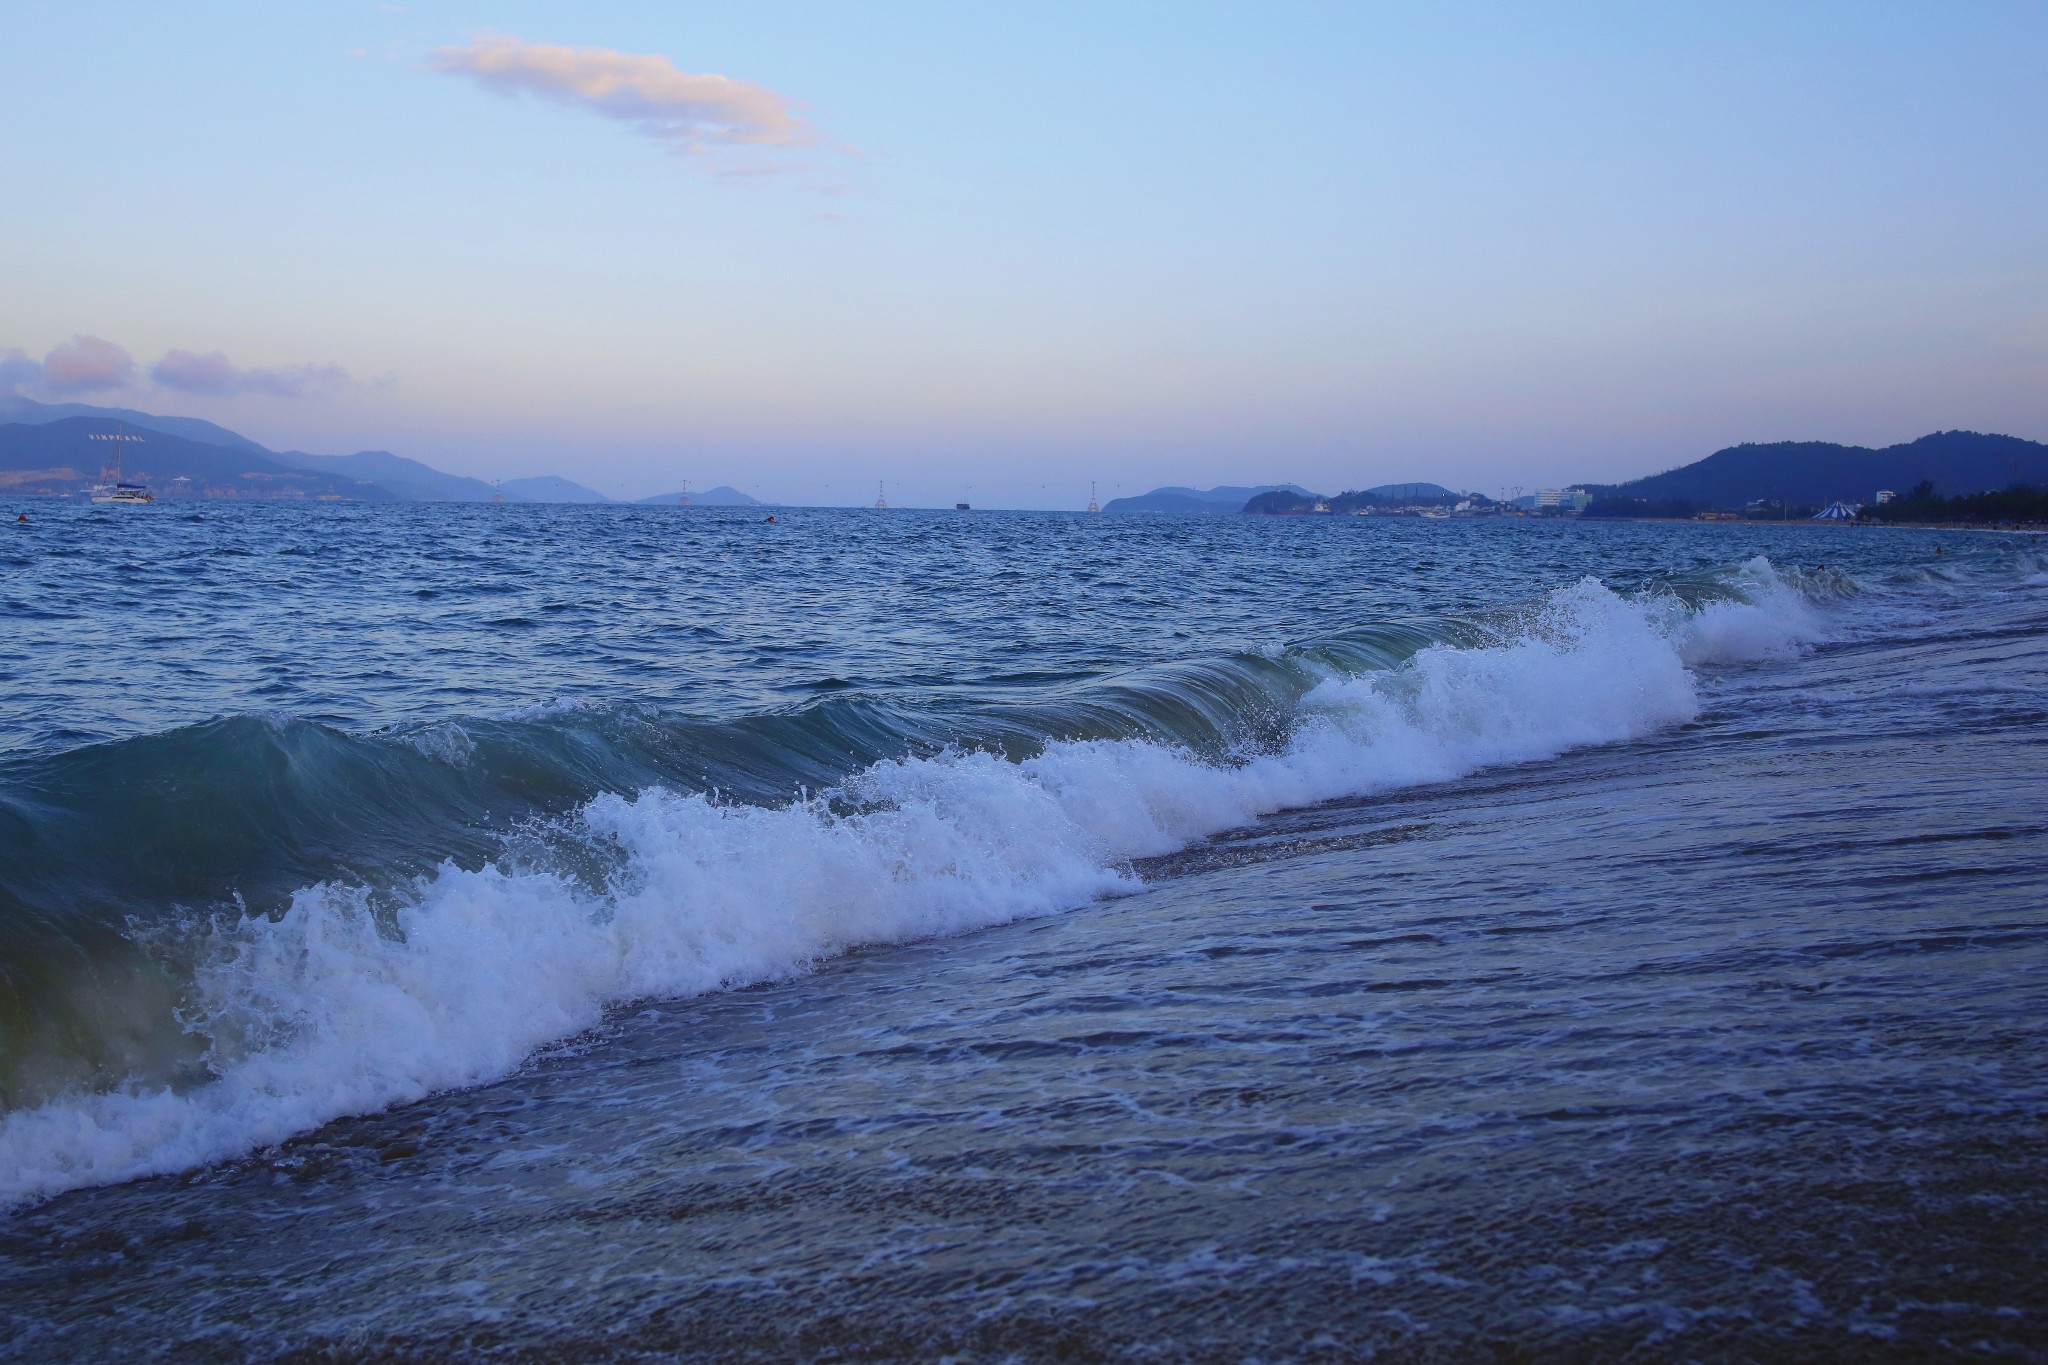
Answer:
[1589,431,2047,511]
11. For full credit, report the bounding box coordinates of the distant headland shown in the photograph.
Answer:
[1099,485,1315,515]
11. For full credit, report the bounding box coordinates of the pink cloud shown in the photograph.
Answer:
[428,34,821,156]
[40,335,137,395]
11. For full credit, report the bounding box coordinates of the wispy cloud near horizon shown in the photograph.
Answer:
[428,35,828,160]
[151,349,349,398]
[1,338,354,401]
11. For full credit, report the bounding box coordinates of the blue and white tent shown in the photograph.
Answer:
[1813,501,1859,521]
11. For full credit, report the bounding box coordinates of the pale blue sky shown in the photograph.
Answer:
[4,2,2043,505]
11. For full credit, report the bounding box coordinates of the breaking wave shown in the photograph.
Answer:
[0,562,1833,1206]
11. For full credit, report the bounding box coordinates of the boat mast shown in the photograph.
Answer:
[89,425,144,485]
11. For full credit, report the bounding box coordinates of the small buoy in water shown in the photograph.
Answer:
[14,515,24,523]
[766,515,776,523]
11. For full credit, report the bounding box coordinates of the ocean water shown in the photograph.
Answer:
[0,500,2043,1361]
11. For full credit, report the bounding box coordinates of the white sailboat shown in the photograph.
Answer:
[87,427,153,503]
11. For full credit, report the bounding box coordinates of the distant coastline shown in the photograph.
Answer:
[1214,431,2047,526]
[3,397,2043,521]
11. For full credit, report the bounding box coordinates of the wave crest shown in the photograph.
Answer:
[0,567,1829,1207]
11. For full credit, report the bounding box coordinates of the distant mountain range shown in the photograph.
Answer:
[3,398,2038,514]
[0,397,274,457]
[1585,431,2048,513]
[0,417,398,501]
[0,397,760,505]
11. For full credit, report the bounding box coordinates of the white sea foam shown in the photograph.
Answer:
[1675,557,1827,666]
[0,570,1828,1207]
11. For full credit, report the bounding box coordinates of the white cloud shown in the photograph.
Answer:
[428,34,823,157]
[151,349,350,398]
[40,335,137,395]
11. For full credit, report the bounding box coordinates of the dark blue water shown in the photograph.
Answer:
[2,500,2043,1360]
